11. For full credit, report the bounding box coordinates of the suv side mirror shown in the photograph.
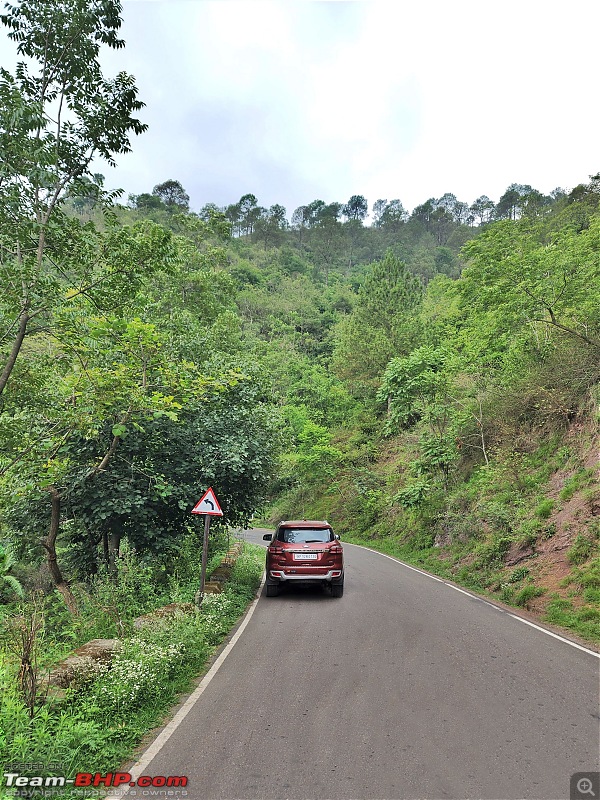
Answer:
[334,533,340,540]
[262,533,273,541]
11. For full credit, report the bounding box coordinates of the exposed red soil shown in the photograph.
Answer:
[439,417,599,644]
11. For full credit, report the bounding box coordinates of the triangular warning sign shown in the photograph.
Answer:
[191,487,223,516]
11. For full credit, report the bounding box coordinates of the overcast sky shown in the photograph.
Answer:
[2,0,599,218]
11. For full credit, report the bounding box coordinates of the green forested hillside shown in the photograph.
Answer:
[0,1,598,643]
[61,175,600,640]
[2,167,600,640]
[226,181,600,641]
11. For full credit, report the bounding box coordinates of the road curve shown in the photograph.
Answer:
[116,529,599,800]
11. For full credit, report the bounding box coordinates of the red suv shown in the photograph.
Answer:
[263,520,344,597]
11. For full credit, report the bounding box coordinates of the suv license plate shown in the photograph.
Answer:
[294,552,318,560]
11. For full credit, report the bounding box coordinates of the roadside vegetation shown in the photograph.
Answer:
[0,537,264,797]
[1,2,599,790]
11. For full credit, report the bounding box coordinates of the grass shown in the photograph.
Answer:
[545,594,600,643]
[559,468,596,502]
[534,498,554,520]
[567,534,598,566]
[513,584,545,607]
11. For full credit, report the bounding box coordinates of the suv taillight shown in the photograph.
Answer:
[329,544,342,554]
[269,546,284,554]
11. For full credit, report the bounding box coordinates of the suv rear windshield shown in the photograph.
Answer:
[277,527,333,543]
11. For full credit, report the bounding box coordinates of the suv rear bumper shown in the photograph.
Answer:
[269,569,343,582]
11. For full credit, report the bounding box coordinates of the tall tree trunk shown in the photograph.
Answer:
[102,530,109,566]
[0,309,29,396]
[41,488,79,614]
[108,530,121,575]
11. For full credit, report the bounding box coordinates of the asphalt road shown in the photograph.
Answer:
[117,529,599,800]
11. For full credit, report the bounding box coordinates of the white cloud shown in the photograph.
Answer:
[0,0,598,213]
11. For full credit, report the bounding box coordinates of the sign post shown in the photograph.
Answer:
[191,488,223,601]
[199,514,211,597]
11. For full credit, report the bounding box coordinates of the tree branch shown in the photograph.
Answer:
[85,410,132,480]
[530,317,600,350]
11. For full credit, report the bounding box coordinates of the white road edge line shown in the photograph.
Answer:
[345,543,445,582]
[448,584,476,597]
[507,614,600,657]
[347,541,600,659]
[106,573,267,799]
